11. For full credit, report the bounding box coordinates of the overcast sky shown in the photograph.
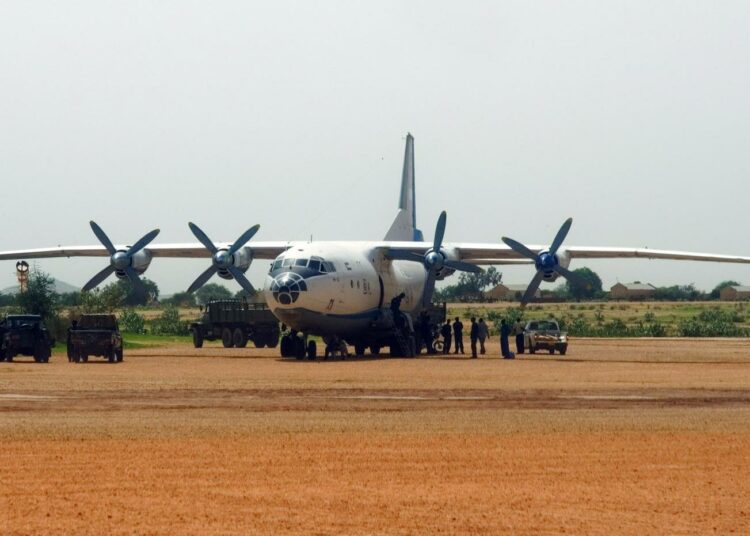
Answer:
[1,1,749,295]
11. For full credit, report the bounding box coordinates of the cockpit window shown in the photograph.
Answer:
[323,261,336,273]
[281,258,293,268]
[271,260,282,271]
[308,259,321,272]
[295,258,308,267]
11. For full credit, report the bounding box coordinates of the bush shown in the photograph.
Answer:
[151,306,189,336]
[120,309,146,334]
[677,308,747,337]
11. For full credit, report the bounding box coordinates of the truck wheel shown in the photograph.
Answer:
[108,349,117,363]
[253,337,266,349]
[192,330,204,348]
[370,345,381,356]
[267,335,279,349]
[559,347,567,356]
[221,328,234,348]
[307,340,317,360]
[116,348,124,362]
[354,343,366,356]
[233,328,248,348]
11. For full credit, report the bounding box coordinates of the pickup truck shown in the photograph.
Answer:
[68,314,123,363]
[0,314,53,363]
[523,320,568,355]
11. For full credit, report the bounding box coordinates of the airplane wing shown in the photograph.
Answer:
[381,242,750,266]
[0,242,292,261]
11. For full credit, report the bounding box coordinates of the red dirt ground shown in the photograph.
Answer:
[1,338,749,535]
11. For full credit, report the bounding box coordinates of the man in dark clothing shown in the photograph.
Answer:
[390,292,406,328]
[469,317,479,358]
[440,319,452,354]
[419,310,433,354]
[514,319,525,354]
[500,319,512,358]
[453,317,464,354]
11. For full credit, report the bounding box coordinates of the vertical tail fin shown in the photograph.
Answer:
[384,133,424,241]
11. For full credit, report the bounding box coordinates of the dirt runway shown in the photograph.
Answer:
[1,338,750,535]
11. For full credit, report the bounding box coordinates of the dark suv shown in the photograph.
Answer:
[0,315,53,363]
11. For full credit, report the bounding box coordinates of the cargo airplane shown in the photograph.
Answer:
[2,134,750,358]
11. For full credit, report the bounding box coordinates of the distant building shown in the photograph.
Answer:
[610,282,656,300]
[719,285,750,301]
[486,283,540,302]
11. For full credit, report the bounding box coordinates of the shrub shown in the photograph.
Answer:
[151,306,189,336]
[120,309,146,334]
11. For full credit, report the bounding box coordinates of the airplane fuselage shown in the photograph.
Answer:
[263,242,427,338]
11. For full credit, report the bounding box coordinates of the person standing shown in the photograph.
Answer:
[469,317,479,358]
[440,319,452,354]
[500,319,512,358]
[514,319,525,354]
[477,318,488,355]
[453,317,464,354]
[390,292,406,328]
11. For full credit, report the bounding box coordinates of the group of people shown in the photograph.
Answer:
[439,316,525,359]
[439,317,490,358]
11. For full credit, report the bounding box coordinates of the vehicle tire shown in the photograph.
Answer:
[267,335,279,349]
[233,328,248,348]
[529,345,536,355]
[108,348,117,363]
[82,354,89,363]
[354,343,366,357]
[433,340,444,353]
[192,329,204,349]
[559,347,567,356]
[116,348,124,362]
[221,328,233,348]
[549,348,555,355]
[407,336,417,358]
[370,345,381,356]
[307,340,317,360]
[253,337,266,349]
[33,342,45,363]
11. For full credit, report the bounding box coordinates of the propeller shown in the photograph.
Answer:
[187,222,260,295]
[387,211,481,308]
[501,217,584,306]
[82,221,160,297]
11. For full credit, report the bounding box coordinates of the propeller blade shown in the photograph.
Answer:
[520,271,545,306]
[187,265,218,293]
[421,270,439,309]
[124,266,147,298]
[501,237,539,262]
[385,249,425,263]
[228,265,256,295]
[126,228,161,258]
[89,221,117,255]
[82,265,115,291]
[188,222,218,255]
[443,259,482,273]
[227,225,260,256]
[433,211,447,251]
[548,218,573,256]
[555,265,585,286]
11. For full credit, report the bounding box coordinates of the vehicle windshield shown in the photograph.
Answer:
[5,317,41,328]
[528,321,559,331]
[78,315,117,329]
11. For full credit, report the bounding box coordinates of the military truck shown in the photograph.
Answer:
[68,314,123,363]
[189,300,280,349]
[0,314,53,363]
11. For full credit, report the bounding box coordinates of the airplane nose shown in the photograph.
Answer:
[268,271,308,306]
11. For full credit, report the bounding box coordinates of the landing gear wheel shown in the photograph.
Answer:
[307,340,317,360]
[192,330,204,348]
[280,335,293,358]
[407,336,417,358]
[354,343,366,357]
[295,338,306,360]
[233,328,248,348]
[221,328,233,348]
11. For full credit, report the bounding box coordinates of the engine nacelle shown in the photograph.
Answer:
[435,247,460,280]
[217,246,253,280]
[114,249,153,280]
[540,248,570,282]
